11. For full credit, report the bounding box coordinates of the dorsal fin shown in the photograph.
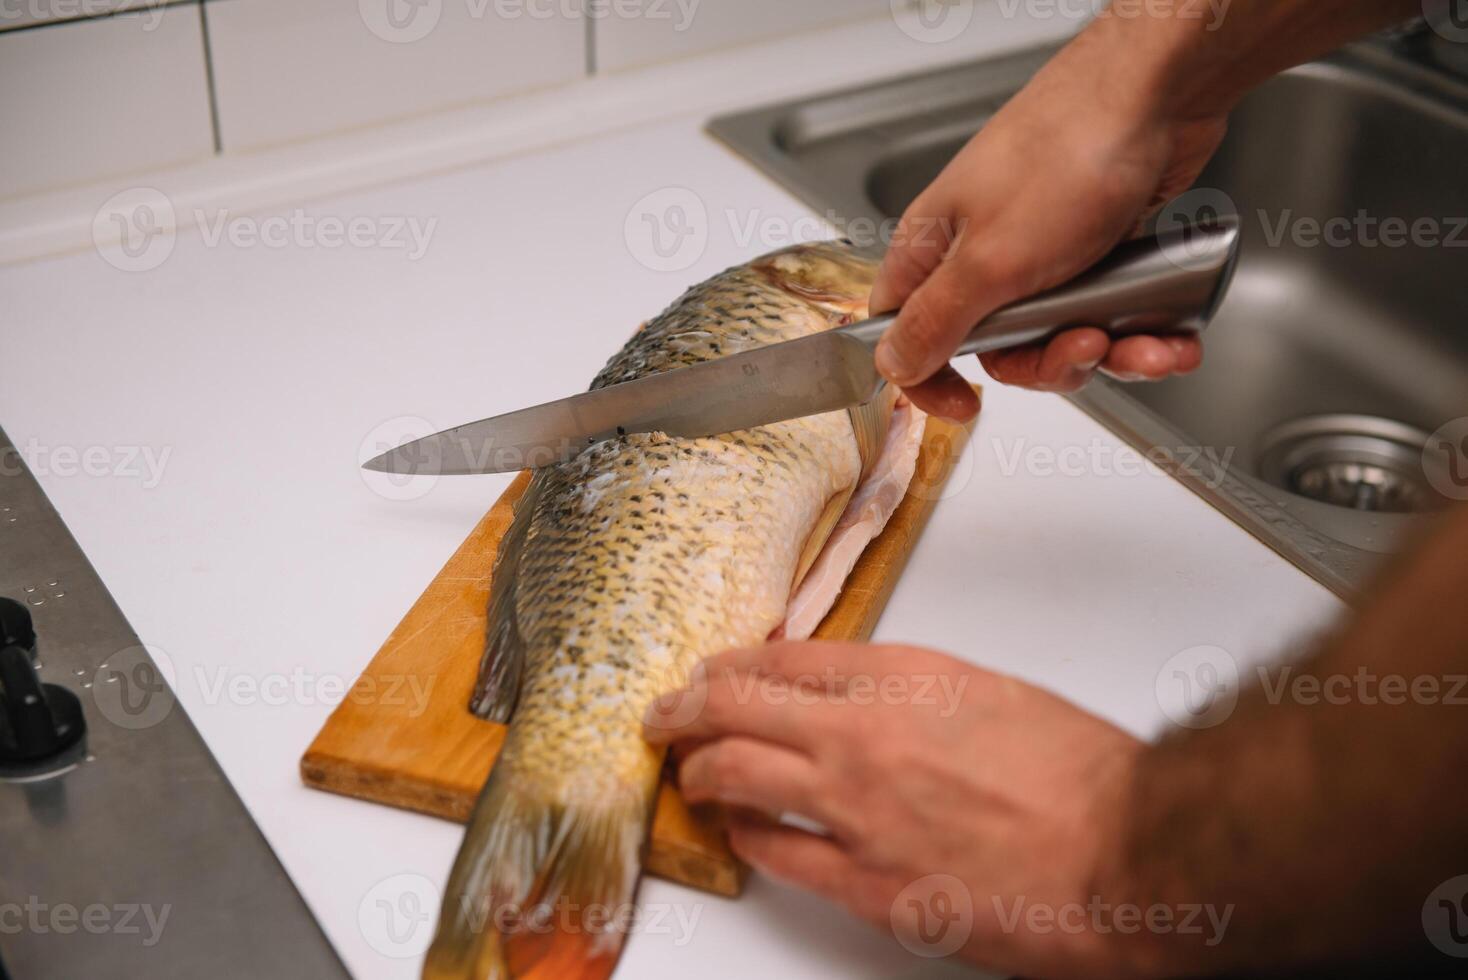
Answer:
[847,382,898,485]
[470,473,546,723]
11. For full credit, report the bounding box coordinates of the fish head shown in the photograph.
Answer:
[753,240,879,321]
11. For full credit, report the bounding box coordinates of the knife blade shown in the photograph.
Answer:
[363,219,1239,476]
[362,326,883,476]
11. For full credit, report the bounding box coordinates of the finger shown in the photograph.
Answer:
[901,366,981,421]
[1100,335,1182,381]
[980,327,1109,393]
[1164,334,1204,374]
[726,814,859,902]
[678,737,830,824]
[868,201,960,315]
[642,667,828,750]
[874,249,1007,389]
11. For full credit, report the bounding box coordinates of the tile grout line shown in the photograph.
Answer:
[197,0,224,153]
[584,0,597,76]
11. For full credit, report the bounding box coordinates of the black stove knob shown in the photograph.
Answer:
[0,596,36,653]
[0,597,86,772]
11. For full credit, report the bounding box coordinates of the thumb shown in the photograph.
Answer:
[874,243,1015,389]
[868,205,961,315]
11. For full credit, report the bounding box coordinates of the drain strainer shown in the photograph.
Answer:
[1257,414,1445,514]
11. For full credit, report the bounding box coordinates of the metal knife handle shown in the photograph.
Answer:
[845,217,1241,358]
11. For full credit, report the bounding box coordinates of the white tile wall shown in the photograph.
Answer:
[592,0,888,72]
[204,0,586,152]
[0,5,215,199]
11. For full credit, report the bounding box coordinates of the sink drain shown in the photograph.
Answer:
[1257,415,1443,514]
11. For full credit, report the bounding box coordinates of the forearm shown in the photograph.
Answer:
[1079,0,1423,122]
[1102,503,1468,976]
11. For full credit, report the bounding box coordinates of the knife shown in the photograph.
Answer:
[364,218,1240,476]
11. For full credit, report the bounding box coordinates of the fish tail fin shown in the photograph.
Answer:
[424,759,655,980]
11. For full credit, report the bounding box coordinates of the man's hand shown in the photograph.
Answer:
[869,23,1222,418]
[644,641,1149,979]
[869,0,1422,417]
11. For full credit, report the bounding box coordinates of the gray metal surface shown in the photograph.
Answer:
[708,41,1468,599]
[368,224,1237,477]
[0,427,348,977]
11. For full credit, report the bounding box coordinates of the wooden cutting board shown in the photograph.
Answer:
[301,401,978,898]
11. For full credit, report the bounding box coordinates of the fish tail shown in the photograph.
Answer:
[424,758,655,980]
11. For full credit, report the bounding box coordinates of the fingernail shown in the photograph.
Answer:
[650,688,684,712]
[1077,356,1103,372]
[874,339,917,386]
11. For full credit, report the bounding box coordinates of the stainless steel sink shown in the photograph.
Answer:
[710,39,1468,599]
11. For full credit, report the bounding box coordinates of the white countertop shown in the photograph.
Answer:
[0,16,1344,980]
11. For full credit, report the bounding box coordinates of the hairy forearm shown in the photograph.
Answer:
[1079,0,1423,121]
[1101,503,1468,976]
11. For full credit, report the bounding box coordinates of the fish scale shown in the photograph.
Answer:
[424,242,887,980]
